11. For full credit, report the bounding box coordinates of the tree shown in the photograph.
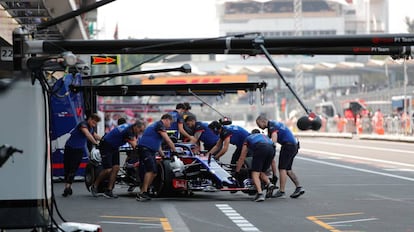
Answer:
[405,17,414,33]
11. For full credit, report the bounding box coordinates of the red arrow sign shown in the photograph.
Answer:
[91,56,118,65]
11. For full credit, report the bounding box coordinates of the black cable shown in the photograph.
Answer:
[41,70,77,225]
[42,85,58,231]
[95,54,165,86]
[188,88,226,118]
[36,69,67,231]
[124,54,166,72]
[34,60,75,99]
[254,39,311,114]
[48,76,68,223]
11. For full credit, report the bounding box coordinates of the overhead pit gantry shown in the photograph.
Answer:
[17,32,414,129]
[3,0,414,230]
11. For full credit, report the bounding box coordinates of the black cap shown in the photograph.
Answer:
[184,115,196,122]
[183,102,191,110]
[176,103,186,110]
[117,117,127,125]
[208,120,222,133]
[133,120,144,128]
[251,129,261,134]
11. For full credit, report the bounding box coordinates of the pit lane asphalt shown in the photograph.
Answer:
[53,139,414,232]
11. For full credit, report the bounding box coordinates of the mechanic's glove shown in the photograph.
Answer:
[159,151,167,159]
[233,172,244,186]
[234,171,241,179]
[271,175,278,185]
[214,157,223,166]
[94,143,100,150]
[233,174,242,188]
[213,155,220,162]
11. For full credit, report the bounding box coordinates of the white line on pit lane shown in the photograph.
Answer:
[327,217,378,225]
[300,148,414,168]
[383,168,414,172]
[297,156,414,182]
[300,140,414,154]
[216,204,260,232]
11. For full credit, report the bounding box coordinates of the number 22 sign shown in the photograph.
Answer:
[1,47,13,61]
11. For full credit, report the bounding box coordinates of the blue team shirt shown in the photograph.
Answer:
[103,123,136,149]
[65,121,94,149]
[168,110,184,138]
[138,120,167,152]
[219,125,250,148]
[194,122,219,148]
[243,133,273,151]
[267,120,297,144]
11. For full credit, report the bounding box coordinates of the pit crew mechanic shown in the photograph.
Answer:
[235,129,276,202]
[206,121,250,164]
[184,115,219,152]
[62,113,102,197]
[136,113,177,202]
[169,103,197,144]
[91,121,145,198]
[256,115,305,198]
[182,102,197,137]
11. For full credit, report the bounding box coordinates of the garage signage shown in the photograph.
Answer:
[1,47,13,61]
[90,56,118,65]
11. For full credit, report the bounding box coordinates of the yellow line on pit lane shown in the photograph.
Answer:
[101,215,173,231]
[160,218,173,232]
[307,216,341,232]
[311,212,364,219]
[306,212,364,232]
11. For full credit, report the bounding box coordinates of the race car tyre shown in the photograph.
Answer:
[151,160,174,197]
[84,162,95,192]
[84,162,106,193]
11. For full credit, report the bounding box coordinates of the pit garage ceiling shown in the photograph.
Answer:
[0,0,90,44]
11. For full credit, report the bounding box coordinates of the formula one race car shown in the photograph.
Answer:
[84,142,259,197]
[152,143,258,197]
